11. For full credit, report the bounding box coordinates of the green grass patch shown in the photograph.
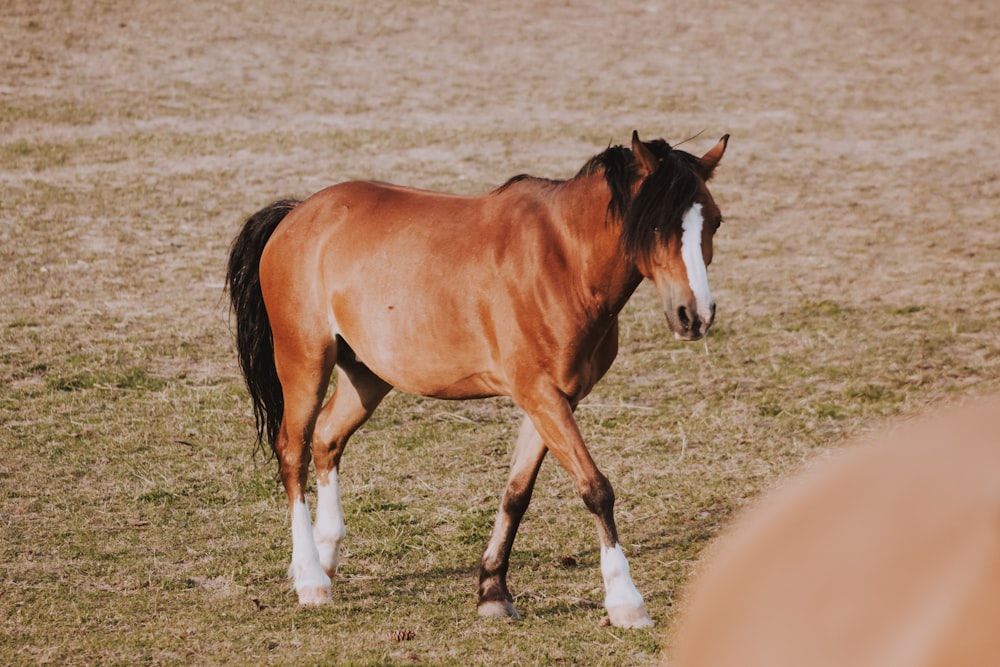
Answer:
[47,366,166,393]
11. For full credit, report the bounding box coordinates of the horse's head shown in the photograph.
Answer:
[625,132,728,341]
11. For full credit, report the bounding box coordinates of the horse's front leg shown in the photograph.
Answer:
[478,416,548,619]
[521,388,653,628]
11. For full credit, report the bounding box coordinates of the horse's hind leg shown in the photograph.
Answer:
[311,351,391,578]
[271,330,337,605]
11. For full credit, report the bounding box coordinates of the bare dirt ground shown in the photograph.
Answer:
[2,0,998,664]
[4,0,998,348]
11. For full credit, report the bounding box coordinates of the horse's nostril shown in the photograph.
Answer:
[678,305,692,329]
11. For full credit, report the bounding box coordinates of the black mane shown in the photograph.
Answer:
[622,148,703,260]
[579,140,704,260]
[497,139,705,261]
[576,144,637,222]
[494,173,565,192]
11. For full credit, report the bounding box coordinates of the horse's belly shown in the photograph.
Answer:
[358,356,507,400]
[404,373,506,400]
[333,301,508,400]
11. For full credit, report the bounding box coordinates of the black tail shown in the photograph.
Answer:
[226,199,300,456]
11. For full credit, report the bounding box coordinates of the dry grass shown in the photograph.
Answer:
[2,1,999,664]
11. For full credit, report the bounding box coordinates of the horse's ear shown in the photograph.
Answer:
[631,130,658,178]
[700,134,729,180]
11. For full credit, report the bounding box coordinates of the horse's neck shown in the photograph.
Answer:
[554,173,644,317]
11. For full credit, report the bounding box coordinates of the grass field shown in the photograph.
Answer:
[2,1,999,664]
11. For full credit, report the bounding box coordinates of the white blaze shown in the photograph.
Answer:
[680,203,714,323]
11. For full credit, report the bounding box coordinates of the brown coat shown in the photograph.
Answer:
[670,396,1000,666]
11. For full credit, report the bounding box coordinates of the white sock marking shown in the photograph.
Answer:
[290,498,331,597]
[291,499,315,557]
[601,543,645,611]
[680,203,714,324]
[314,471,346,574]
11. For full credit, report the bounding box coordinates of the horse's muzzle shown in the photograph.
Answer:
[671,302,716,341]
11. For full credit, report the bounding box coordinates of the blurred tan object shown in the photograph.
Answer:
[669,396,1000,667]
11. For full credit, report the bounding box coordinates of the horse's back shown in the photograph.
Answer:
[269,180,462,240]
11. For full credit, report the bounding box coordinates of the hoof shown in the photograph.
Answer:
[477,598,521,619]
[606,604,654,629]
[290,557,333,606]
[297,584,333,605]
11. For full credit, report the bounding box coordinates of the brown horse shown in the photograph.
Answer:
[669,396,1000,665]
[227,131,728,627]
